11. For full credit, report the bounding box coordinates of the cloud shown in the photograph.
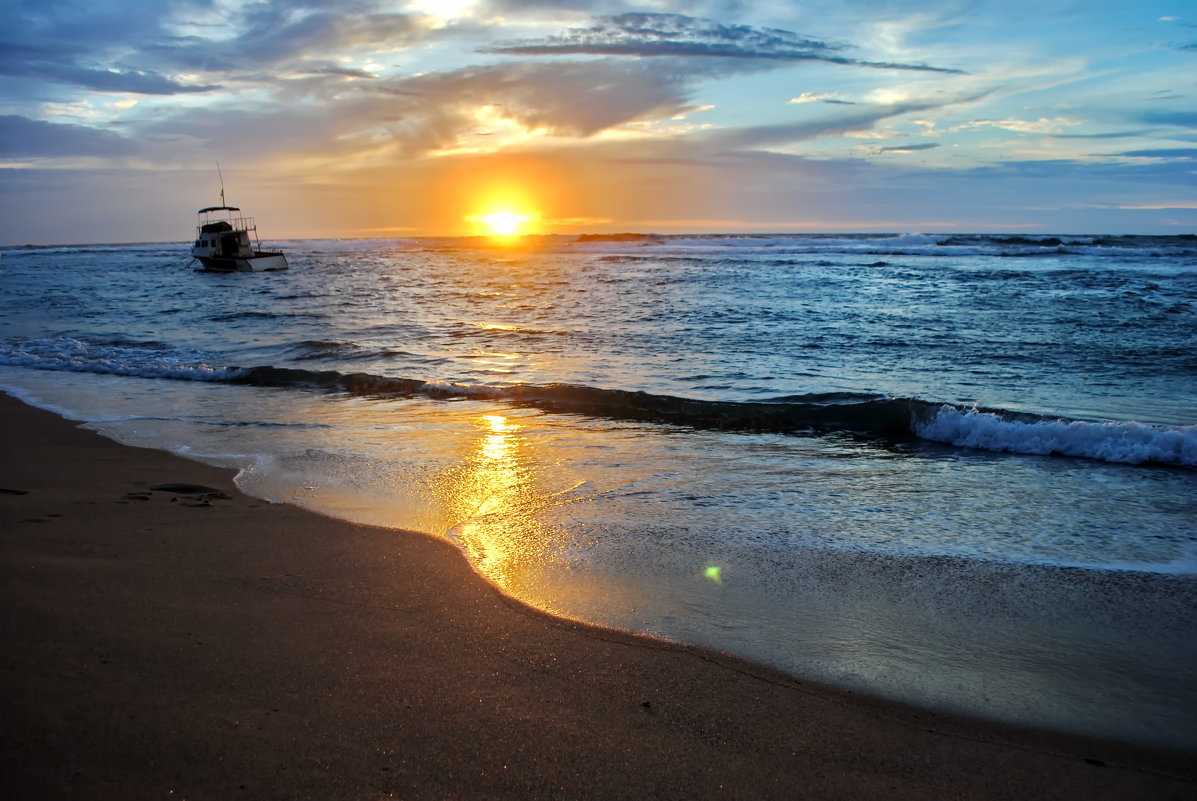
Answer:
[1,4,969,170]
[789,92,855,105]
[876,142,940,153]
[486,13,964,73]
[952,116,1086,133]
[1140,110,1197,127]
[789,92,833,104]
[0,41,218,95]
[703,92,985,151]
[790,92,857,105]
[0,0,428,98]
[1049,129,1155,140]
[146,8,429,73]
[955,117,1082,134]
[3,61,218,95]
[0,115,138,157]
[377,60,699,143]
[1103,148,1197,160]
[0,1,218,95]
[959,156,1197,188]
[299,64,380,80]
[1111,202,1197,210]
[128,57,704,165]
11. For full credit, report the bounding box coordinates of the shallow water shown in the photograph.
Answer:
[2,233,1195,747]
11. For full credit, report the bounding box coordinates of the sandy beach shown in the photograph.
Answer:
[0,392,1192,800]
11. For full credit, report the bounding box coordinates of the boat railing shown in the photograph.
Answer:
[196,213,257,235]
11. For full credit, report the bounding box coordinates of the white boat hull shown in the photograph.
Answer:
[195,252,288,272]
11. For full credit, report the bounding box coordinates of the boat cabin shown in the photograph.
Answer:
[190,203,288,272]
[193,206,258,259]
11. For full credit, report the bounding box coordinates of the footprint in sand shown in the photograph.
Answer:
[148,483,232,507]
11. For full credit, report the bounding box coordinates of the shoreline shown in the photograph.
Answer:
[1,392,1193,799]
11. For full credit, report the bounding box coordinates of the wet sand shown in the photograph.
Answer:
[1,393,1192,800]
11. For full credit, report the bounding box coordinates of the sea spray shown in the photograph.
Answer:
[914,404,1197,467]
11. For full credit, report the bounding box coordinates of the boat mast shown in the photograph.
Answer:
[216,161,226,207]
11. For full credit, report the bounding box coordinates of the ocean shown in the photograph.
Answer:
[2,232,1195,748]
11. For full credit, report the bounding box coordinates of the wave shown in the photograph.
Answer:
[912,405,1197,467]
[208,311,327,323]
[7,233,1193,261]
[566,232,1197,260]
[0,242,188,256]
[242,371,1195,467]
[0,336,239,382]
[3,336,1193,468]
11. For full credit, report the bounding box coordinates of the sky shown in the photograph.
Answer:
[0,0,1194,243]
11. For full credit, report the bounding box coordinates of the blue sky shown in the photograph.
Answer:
[1,0,1194,243]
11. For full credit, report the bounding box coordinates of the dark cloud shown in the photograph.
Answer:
[482,0,755,13]
[1140,110,1197,127]
[486,12,964,73]
[0,0,422,96]
[702,98,958,151]
[303,65,379,79]
[366,59,697,150]
[1050,129,1155,139]
[877,142,940,153]
[1,61,218,94]
[0,115,138,157]
[0,1,217,95]
[1106,148,1197,160]
[146,9,427,73]
[959,157,1197,188]
[490,12,839,57]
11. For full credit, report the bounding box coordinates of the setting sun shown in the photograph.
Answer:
[476,211,532,237]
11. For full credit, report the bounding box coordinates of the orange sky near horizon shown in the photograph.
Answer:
[248,147,721,240]
[433,155,567,237]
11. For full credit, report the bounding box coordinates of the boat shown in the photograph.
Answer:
[190,205,288,272]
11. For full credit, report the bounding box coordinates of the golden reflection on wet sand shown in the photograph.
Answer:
[440,414,568,596]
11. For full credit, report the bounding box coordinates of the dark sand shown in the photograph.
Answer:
[1,393,1192,800]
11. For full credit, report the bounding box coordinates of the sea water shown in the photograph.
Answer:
[2,233,1194,748]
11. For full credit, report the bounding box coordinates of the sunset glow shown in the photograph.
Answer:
[0,2,1193,243]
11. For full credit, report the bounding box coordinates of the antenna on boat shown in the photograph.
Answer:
[216,161,226,207]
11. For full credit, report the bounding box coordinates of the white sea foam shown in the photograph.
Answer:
[914,405,1197,467]
[418,379,507,398]
[0,381,90,421]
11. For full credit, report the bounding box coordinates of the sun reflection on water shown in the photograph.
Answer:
[441,414,563,592]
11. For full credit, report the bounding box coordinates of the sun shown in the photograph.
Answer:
[466,208,538,238]
[458,172,546,238]
[478,211,532,237]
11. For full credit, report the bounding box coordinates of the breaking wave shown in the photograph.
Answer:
[912,404,1197,467]
[2,335,1192,469]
